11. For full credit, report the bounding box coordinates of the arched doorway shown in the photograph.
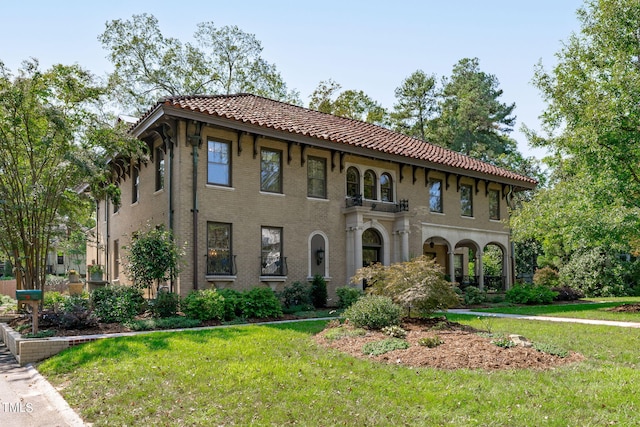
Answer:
[362,228,382,268]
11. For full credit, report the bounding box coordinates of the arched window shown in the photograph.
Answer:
[380,173,393,202]
[363,170,377,200]
[346,167,360,197]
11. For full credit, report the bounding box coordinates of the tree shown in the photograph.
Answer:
[0,60,140,290]
[99,14,300,114]
[124,224,183,297]
[531,0,640,210]
[433,58,516,161]
[391,70,438,140]
[308,79,388,125]
[351,256,460,316]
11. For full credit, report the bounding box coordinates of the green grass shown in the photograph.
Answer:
[473,297,640,322]
[38,317,640,426]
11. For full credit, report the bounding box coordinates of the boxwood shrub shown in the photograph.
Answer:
[341,294,401,329]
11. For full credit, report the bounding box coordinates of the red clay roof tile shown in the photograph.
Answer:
[137,94,536,187]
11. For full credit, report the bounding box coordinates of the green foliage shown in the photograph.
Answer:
[124,224,183,296]
[505,283,558,305]
[182,289,225,321]
[381,325,407,338]
[533,267,560,288]
[310,275,328,308]
[391,70,438,140]
[241,287,283,319]
[558,248,629,297]
[361,338,409,356]
[491,336,516,348]
[463,287,487,306]
[309,79,387,125]
[323,325,367,341]
[217,288,243,321]
[418,336,444,348]
[341,294,402,330]
[0,60,138,290]
[279,281,313,309]
[352,256,460,316]
[336,286,363,309]
[151,291,181,318]
[125,316,202,331]
[43,291,67,311]
[532,342,568,358]
[23,329,56,339]
[91,286,145,323]
[99,13,299,114]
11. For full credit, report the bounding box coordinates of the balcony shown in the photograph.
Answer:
[345,194,409,213]
[206,253,237,276]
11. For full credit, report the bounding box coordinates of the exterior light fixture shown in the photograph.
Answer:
[316,248,325,265]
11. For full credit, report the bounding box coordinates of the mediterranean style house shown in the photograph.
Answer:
[88,94,536,300]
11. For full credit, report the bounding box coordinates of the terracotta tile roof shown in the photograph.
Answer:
[140,94,536,187]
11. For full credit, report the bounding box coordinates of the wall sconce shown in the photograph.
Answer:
[430,241,435,249]
[315,248,325,265]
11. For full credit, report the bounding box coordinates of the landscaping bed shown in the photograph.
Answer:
[315,317,584,370]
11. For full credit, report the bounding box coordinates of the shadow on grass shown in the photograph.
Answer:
[262,319,329,335]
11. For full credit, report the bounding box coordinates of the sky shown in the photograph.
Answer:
[1,0,586,159]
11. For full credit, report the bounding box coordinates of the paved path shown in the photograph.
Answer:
[0,344,84,426]
[1,311,640,426]
[448,308,640,328]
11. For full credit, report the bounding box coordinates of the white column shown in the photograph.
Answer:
[448,250,455,282]
[476,249,484,290]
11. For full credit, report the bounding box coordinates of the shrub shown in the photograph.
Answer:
[532,342,568,358]
[463,287,487,305]
[241,287,283,319]
[43,291,67,311]
[362,338,409,356]
[91,286,145,323]
[152,291,181,318]
[40,295,97,330]
[323,325,367,341]
[558,247,627,297]
[381,325,407,338]
[552,286,585,302]
[533,267,560,288]
[341,294,402,330]
[418,336,443,348]
[352,256,460,316]
[279,281,313,309]
[311,274,328,308]
[505,283,557,305]
[336,286,363,309]
[182,289,225,321]
[491,336,516,348]
[217,288,243,320]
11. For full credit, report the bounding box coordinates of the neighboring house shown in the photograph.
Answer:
[87,94,536,299]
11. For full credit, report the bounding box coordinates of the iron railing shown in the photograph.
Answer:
[260,255,288,276]
[345,194,409,213]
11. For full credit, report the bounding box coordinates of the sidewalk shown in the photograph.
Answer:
[0,344,84,427]
[447,308,640,328]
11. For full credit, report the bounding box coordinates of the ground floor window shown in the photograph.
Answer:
[207,222,233,275]
[261,226,286,275]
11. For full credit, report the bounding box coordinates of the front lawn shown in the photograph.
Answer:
[38,317,640,426]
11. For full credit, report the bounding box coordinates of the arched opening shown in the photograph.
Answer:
[380,173,393,202]
[310,233,327,277]
[454,240,481,289]
[346,166,360,197]
[483,243,506,291]
[363,170,377,200]
[362,228,382,289]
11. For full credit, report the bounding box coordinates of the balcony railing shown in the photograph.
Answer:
[345,194,409,213]
[260,255,288,276]
[207,254,237,276]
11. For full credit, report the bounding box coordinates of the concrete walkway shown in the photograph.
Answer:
[0,344,84,426]
[448,308,640,328]
[1,311,640,426]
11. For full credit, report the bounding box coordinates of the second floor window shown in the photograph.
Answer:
[307,156,326,198]
[207,222,233,275]
[364,170,377,200]
[380,173,393,202]
[132,165,139,204]
[155,147,165,191]
[489,189,500,220]
[346,167,360,197]
[461,184,473,217]
[261,148,282,193]
[429,179,443,213]
[208,140,231,186]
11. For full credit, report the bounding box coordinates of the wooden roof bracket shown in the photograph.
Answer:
[485,180,491,196]
[424,168,430,187]
[252,133,258,159]
[236,130,243,156]
[412,165,418,184]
